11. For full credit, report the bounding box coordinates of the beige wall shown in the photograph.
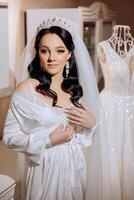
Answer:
[16,0,134,57]
[0,96,10,139]
[0,0,134,139]
[78,0,134,33]
[21,0,79,10]
[20,0,134,32]
[18,0,134,53]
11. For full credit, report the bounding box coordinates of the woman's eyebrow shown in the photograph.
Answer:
[40,45,65,49]
[55,46,65,49]
[40,45,49,48]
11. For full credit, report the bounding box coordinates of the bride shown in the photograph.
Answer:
[3,17,114,200]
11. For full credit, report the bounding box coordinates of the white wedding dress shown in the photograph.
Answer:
[98,40,134,200]
[3,82,95,200]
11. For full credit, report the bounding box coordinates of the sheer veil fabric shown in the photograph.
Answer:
[16,18,114,200]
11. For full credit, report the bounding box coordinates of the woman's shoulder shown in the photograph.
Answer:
[16,78,39,93]
[14,78,40,100]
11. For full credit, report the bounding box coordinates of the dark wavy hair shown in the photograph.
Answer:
[28,26,83,107]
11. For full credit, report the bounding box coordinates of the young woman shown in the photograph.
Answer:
[3,17,114,200]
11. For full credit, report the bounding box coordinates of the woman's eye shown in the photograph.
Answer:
[40,49,49,54]
[57,50,65,54]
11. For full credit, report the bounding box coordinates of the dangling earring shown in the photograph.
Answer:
[65,61,70,78]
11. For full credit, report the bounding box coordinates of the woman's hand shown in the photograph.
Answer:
[66,106,96,129]
[49,124,74,146]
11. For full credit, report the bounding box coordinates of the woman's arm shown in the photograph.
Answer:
[3,106,51,164]
[3,103,74,164]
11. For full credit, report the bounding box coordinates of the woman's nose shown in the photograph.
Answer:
[47,53,56,62]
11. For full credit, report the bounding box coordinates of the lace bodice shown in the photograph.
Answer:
[97,40,134,96]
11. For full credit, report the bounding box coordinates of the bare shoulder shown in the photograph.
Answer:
[16,78,39,92]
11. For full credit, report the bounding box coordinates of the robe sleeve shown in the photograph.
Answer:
[75,124,97,147]
[3,96,55,165]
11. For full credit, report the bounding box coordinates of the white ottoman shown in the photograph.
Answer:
[0,174,16,200]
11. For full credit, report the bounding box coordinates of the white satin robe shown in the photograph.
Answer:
[3,88,96,200]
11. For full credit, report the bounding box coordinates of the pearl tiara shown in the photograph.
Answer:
[37,17,72,34]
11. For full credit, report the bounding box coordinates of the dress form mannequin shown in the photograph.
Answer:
[97,26,134,200]
[97,25,134,89]
[108,25,134,58]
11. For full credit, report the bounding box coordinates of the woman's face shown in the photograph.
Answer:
[39,33,71,76]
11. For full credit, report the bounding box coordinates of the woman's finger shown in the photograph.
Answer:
[66,109,83,118]
[68,119,81,125]
[67,114,82,123]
